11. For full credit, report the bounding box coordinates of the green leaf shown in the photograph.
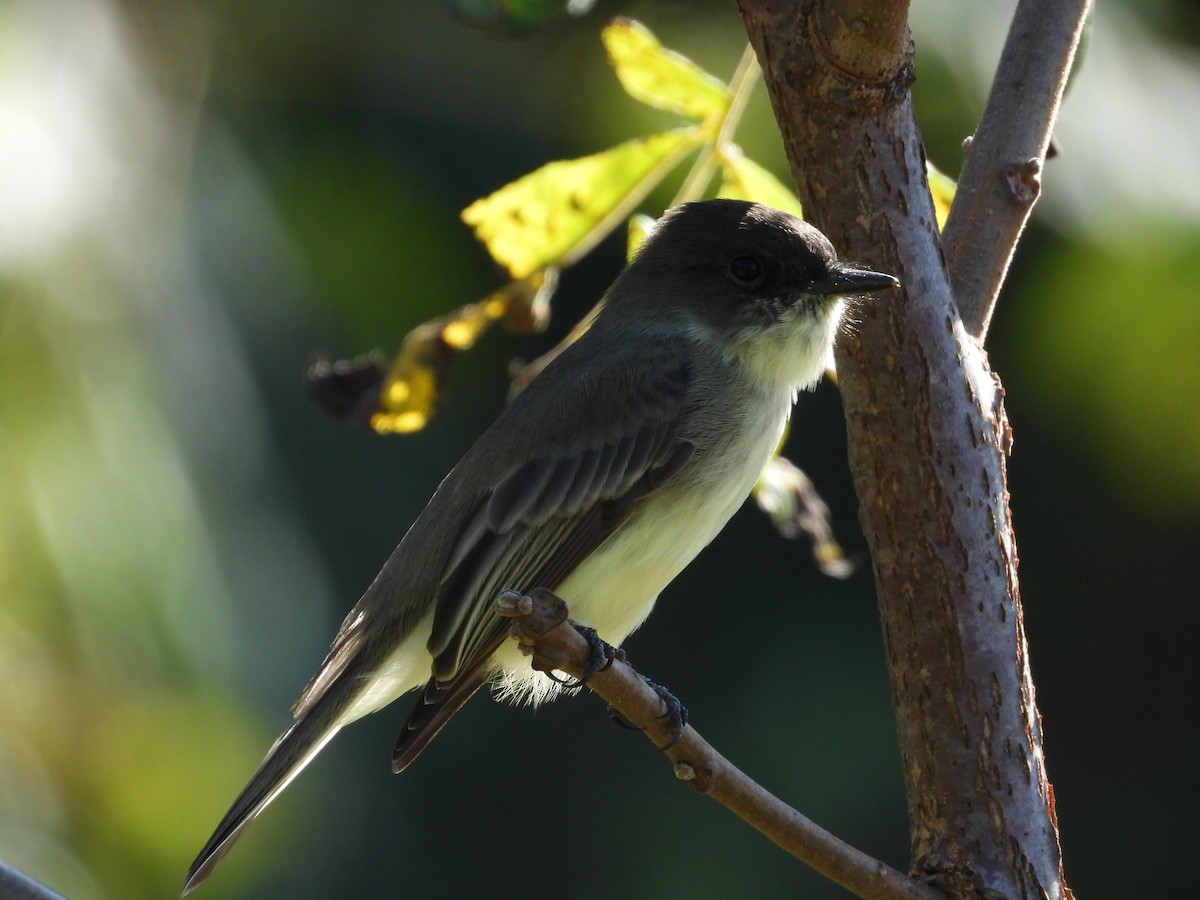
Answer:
[717,146,804,218]
[602,18,728,122]
[461,127,700,277]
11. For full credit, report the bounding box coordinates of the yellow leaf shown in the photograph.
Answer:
[371,307,496,435]
[927,160,957,230]
[440,297,504,351]
[371,322,446,434]
[462,128,700,277]
[716,145,804,218]
[370,272,557,434]
[603,18,728,122]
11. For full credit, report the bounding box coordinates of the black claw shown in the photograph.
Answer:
[545,669,581,686]
[532,619,619,691]
[549,622,620,688]
[608,706,642,731]
[642,678,689,748]
[544,624,619,686]
[605,678,689,747]
[573,623,619,681]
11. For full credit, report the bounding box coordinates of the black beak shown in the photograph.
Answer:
[809,265,899,296]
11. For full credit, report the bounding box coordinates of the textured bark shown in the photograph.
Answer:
[736,1,1070,897]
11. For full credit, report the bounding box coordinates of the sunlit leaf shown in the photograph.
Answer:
[371,323,446,435]
[602,18,728,122]
[462,128,700,277]
[754,456,855,578]
[368,271,557,434]
[717,145,804,218]
[927,160,956,230]
[370,300,502,434]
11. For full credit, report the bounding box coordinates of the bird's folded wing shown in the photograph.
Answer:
[429,339,694,680]
[392,337,695,768]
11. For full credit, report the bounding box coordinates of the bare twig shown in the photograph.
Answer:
[942,0,1093,341]
[497,588,943,900]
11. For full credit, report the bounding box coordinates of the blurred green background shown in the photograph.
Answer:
[1,0,1197,897]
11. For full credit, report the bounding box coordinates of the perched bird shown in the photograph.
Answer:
[184,199,898,893]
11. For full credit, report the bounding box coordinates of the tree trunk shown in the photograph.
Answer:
[736,1,1078,896]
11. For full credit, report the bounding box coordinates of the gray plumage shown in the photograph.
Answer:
[183,199,897,894]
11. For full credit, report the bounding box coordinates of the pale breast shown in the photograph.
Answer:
[490,384,792,705]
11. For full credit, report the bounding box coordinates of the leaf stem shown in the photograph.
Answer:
[672,43,761,205]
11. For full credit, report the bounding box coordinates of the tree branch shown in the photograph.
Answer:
[498,588,943,900]
[941,0,1093,341]
[0,862,66,900]
[736,1,1070,896]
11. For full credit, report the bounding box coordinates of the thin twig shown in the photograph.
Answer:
[671,44,761,205]
[498,588,944,900]
[941,0,1092,341]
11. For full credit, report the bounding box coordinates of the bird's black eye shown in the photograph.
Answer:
[728,255,762,284]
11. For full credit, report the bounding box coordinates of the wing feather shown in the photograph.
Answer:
[561,445,603,514]
[393,338,695,766]
[525,452,580,524]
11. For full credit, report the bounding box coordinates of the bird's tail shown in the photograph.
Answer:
[182,676,353,896]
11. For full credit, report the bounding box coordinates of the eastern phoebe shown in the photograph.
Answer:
[184,199,898,893]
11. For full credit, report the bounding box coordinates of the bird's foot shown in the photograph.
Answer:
[608,677,689,749]
[545,622,624,688]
